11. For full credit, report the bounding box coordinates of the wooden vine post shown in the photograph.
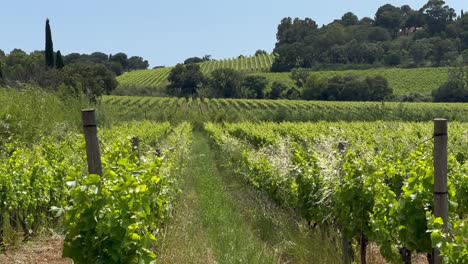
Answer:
[433,118,448,264]
[338,142,352,264]
[82,109,102,176]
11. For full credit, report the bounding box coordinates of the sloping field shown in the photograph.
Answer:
[117,53,449,97]
[117,54,274,88]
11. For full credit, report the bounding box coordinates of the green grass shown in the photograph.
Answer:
[158,132,341,263]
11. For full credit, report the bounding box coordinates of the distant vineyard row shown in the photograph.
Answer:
[117,61,449,97]
[117,54,274,88]
[101,96,468,122]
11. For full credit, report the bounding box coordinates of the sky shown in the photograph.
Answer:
[1,0,466,67]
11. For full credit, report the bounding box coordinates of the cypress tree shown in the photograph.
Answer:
[45,18,54,68]
[56,50,64,69]
[0,62,3,81]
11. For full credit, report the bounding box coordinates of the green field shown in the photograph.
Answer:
[117,54,274,88]
[117,53,449,97]
[101,95,468,123]
[2,88,468,263]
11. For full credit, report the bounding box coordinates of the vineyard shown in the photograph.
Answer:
[0,120,192,263]
[1,88,468,263]
[256,67,449,97]
[117,53,449,98]
[116,54,274,88]
[198,54,274,73]
[101,95,468,123]
[116,67,172,88]
[205,121,468,263]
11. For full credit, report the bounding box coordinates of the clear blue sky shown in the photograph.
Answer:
[1,0,465,67]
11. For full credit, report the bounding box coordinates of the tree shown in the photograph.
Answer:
[375,4,403,37]
[45,18,54,68]
[109,53,128,69]
[290,68,310,87]
[285,87,301,99]
[420,0,456,35]
[269,81,288,99]
[0,61,4,81]
[60,62,118,100]
[432,65,468,102]
[184,57,204,64]
[63,53,82,65]
[89,52,109,64]
[56,50,64,69]
[208,68,244,98]
[409,39,432,66]
[341,12,359,26]
[242,75,268,99]
[384,51,401,66]
[302,73,328,100]
[107,61,124,76]
[359,17,375,26]
[167,63,205,96]
[364,76,392,100]
[127,56,149,70]
[368,27,391,42]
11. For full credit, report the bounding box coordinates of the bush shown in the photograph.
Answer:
[167,64,205,96]
[302,74,327,100]
[432,80,468,102]
[432,66,468,102]
[269,81,288,99]
[242,75,268,99]
[305,74,392,101]
[208,68,244,98]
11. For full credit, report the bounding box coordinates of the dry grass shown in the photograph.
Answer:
[0,234,71,264]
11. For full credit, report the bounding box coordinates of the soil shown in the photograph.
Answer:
[0,234,71,264]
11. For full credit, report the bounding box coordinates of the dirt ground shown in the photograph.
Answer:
[0,233,429,264]
[0,234,71,264]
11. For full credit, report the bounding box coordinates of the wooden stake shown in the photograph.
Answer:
[433,118,448,264]
[81,109,102,176]
[338,142,352,264]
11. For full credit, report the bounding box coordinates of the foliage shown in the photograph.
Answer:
[432,65,468,102]
[207,68,244,98]
[205,121,468,263]
[167,63,205,96]
[56,50,64,69]
[101,95,468,124]
[45,19,54,69]
[271,1,468,71]
[242,75,268,99]
[63,122,192,263]
[302,73,327,100]
[60,63,118,100]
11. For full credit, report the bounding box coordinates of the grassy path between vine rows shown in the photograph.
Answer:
[157,132,342,263]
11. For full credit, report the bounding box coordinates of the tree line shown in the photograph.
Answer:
[272,0,468,71]
[0,19,150,100]
[166,63,394,101]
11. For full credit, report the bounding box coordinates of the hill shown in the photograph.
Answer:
[116,54,274,88]
[117,53,449,97]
